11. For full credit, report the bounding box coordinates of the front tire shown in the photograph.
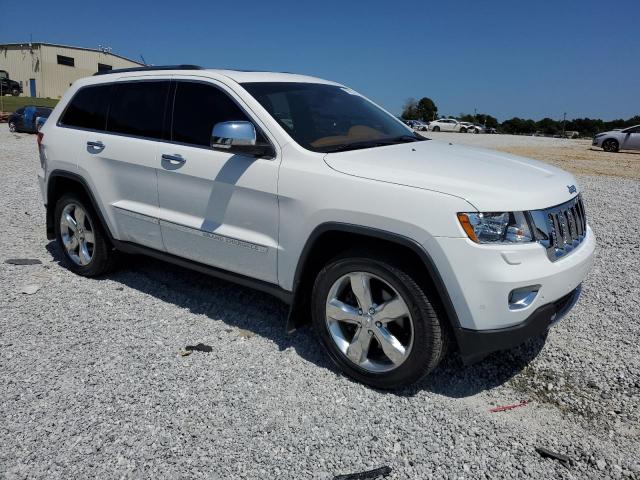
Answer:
[311,252,447,389]
[460,127,467,133]
[54,194,117,276]
[602,139,619,152]
[432,126,440,132]
[8,122,16,132]
[11,88,19,96]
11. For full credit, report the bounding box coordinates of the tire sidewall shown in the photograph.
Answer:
[54,194,109,276]
[311,256,442,389]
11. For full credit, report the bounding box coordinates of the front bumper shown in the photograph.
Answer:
[424,224,595,361]
[456,285,581,363]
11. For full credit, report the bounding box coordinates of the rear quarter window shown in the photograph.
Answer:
[59,85,111,130]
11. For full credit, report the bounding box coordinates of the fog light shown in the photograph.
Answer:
[508,286,540,311]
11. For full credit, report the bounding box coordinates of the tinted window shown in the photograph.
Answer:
[172,82,263,147]
[60,85,111,130]
[107,81,170,139]
[15,107,25,115]
[57,55,75,67]
[97,63,112,73]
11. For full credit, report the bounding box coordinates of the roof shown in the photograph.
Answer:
[212,69,337,84]
[87,65,339,85]
[0,42,144,66]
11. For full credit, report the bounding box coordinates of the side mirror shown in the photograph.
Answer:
[211,121,275,158]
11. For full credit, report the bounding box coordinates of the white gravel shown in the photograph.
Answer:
[1,128,639,479]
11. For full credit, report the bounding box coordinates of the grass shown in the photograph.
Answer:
[0,96,59,113]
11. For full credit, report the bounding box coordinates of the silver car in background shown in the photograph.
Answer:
[592,125,640,152]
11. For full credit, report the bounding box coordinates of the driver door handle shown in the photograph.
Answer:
[87,141,105,152]
[161,153,186,165]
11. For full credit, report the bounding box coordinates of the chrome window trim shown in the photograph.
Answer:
[56,78,278,157]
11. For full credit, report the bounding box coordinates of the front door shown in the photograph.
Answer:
[156,79,279,283]
[29,78,36,97]
[621,126,640,150]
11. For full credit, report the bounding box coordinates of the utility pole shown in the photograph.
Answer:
[562,112,566,138]
[474,108,477,124]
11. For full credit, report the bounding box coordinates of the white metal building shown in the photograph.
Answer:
[0,43,144,98]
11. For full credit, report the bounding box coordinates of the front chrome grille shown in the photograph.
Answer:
[529,195,587,261]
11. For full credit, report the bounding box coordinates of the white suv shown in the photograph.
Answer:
[37,66,595,388]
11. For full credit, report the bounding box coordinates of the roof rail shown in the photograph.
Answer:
[93,64,203,76]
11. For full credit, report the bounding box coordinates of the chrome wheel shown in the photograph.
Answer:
[59,203,95,266]
[325,272,414,373]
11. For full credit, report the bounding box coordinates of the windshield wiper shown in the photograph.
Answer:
[321,135,425,153]
[321,140,388,153]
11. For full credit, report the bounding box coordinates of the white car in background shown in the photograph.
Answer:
[592,125,640,152]
[467,124,485,134]
[412,120,429,131]
[429,118,467,132]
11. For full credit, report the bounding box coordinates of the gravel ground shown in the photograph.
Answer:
[421,131,640,180]
[1,128,639,479]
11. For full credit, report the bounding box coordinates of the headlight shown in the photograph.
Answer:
[457,211,533,243]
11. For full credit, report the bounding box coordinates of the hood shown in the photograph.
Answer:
[324,140,579,212]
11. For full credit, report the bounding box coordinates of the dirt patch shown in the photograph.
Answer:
[495,145,640,179]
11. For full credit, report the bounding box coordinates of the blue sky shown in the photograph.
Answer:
[2,0,638,120]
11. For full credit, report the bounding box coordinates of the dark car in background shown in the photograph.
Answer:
[0,70,22,96]
[8,106,53,133]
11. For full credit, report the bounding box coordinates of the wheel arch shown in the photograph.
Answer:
[286,223,462,348]
[46,170,114,241]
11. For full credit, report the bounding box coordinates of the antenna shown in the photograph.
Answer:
[140,54,147,65]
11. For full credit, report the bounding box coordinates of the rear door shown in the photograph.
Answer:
[156,79,280,283]
[67,80,170,250]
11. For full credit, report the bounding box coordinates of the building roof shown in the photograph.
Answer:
[0,42,145,66]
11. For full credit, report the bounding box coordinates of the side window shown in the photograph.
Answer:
[59,85,111,130]
[107,81,170,139]
[15,107,25,115]
[172,82,265,147]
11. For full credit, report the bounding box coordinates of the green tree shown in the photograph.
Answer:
[401,98,419,120]
[416,97,438,122]
[536,118,560,135]
[501,117,537,134]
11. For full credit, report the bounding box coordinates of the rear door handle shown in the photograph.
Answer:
[87,141,105,152]
[161,153,186,165]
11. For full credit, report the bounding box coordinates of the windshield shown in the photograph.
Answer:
[242,82,423,153]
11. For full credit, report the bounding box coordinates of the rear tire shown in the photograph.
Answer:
[311,251,447,389]
[8,122,16,132]
[602,139,619,152]
[432,126,440,132]
[54,193,118,276]
[11,88,19,96]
